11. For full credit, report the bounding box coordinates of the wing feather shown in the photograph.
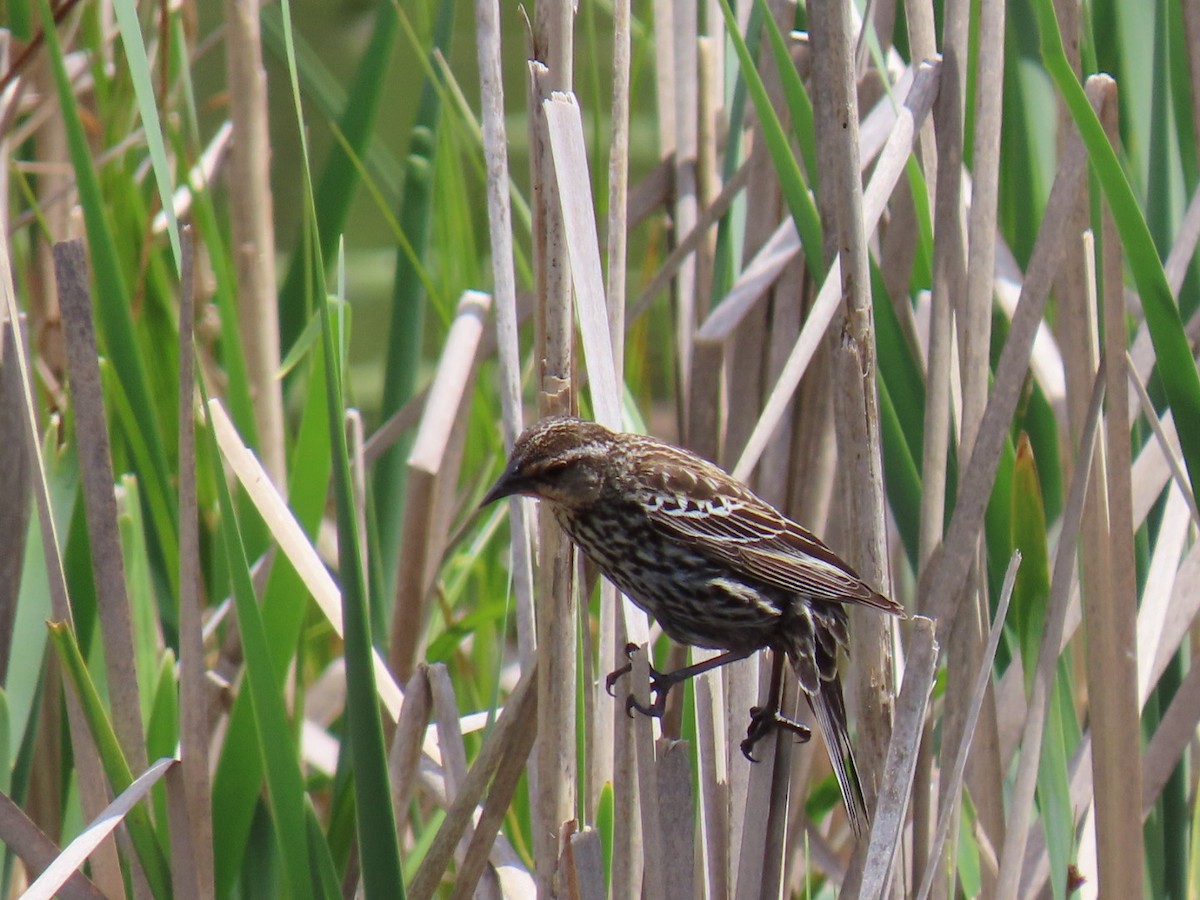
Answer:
[631,445,902,614]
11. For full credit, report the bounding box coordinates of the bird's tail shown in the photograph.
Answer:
[807,680,869,838]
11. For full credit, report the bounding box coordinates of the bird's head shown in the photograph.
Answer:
[481,416,617,510]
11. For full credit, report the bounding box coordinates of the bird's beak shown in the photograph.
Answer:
[480,458,526,508]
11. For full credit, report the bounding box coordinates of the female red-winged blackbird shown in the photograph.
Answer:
[482,416,903,835]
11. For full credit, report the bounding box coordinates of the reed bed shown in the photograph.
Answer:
[0,0,1197,898]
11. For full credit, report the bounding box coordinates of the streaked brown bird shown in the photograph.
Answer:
[482,416,903,835]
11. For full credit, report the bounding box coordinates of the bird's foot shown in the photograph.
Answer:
[740,705,812,762]
[604,643,642,696]
[605,643,678,719]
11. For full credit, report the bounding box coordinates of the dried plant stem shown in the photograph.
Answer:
[916,555,1020,900]
[671,0,698,426]
[854,617,939,900]
[7,238,121,895]
[1084,73,1145,898]
[472,0,536,677]
[530,0,577,875]
[809,0,893,849]
[56,240,148,775]
[408,665,538,900]
[224,0,285,488]
[175,228,215,898]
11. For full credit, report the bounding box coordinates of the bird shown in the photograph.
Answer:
[481,415,904,835]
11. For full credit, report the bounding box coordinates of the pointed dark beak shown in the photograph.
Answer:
[480,458,527,508]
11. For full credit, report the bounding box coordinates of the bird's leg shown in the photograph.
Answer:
[612,645,754,719]
[741,650,811,762]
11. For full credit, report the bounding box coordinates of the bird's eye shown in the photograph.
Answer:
[542,460,569,476]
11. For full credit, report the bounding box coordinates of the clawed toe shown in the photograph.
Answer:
[741,706,812,762]
[604,643,644,696]
[605,643,649,697]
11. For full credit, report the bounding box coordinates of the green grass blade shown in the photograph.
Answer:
[275,0,406,891]
[112,0,182,273]
[274,0,400,351]
[210,301,335,896]
[37,0,177,583]
[758,0,818,189]
[373,0,458,614]
[716,0,825,282]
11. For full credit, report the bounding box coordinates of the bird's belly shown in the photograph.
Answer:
[556,510,781,652]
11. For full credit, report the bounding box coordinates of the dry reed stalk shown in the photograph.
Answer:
[912,32,965,888]
[0,792,107,900]
[223,0,285,488]
[931,5,1007,892]
[429,664,503,899]
[470,0,537,692]
[174,228,215,898]
[30,56,70,378]
[808,7,894,875]
[451,709,540,899]
[854,616,939,900]
[671,0,699,435]
[732,59,941,481]
[408,665,538,900]
[1076,74,1144,899]
[597,0,634,811]
[55,240,149,774]
[1020,540,1200,894]
[631,646,667,900]
[23,756,178,900]
[390,292,491,680]
[733,666,784,899]
[915,555,1020,900]
[529,0,578,873]
[1128,369,1199,524]
[388,665,432,844]
[693,649,730,898]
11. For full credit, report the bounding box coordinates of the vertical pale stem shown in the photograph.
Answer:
[224,0,285,488]
[939,0,1009,889]
[909,3,955,868]
[1087,74,1145,899]
[596,0,632,837]
[809,0,893,869]
[530,0,576,883]
[474,0,536,673]
[673,0,699,427]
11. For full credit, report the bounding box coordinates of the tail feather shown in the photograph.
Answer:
[807,681,869,838]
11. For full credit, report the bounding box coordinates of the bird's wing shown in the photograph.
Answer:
[634,448,902,613]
